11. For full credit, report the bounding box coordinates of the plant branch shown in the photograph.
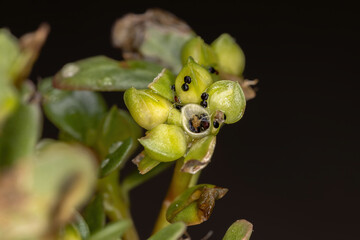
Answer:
[98,171,139,240]
[152,159,199,234]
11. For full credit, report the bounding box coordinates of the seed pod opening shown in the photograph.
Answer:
[181,104,211,139]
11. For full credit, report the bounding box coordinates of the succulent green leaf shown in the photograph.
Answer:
[0,102,40,168]
[99,138,134,178]
[39,77,107,146]
[139,25,194,73]
[83,194,105,234]
[166,184,228,226]
[124,88,172,130]
[222,220,253,240]
[175,57,213,104]
[72,212,91,240]
[88,220,131,240]
[96,106,141,158]
[147,222,186,240]
[148,68,176,101]
[182,135,216,174]
[53,56,163,91]
[139,124,187,162]
[0,28,20,83]
[207,80,246,124]
[211,33,245,76]
[181,36,218,67]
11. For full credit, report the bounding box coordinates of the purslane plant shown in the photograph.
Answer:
[0,9,256,240]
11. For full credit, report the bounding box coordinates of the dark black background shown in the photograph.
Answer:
[1,1,359,239]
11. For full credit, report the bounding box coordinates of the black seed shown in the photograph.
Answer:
[201,92,209,100]
[200,100,208,108]
[184,76,192,84]
[213,120,219,128]
[171,85,175,91]
[209,66,219,74]
[181,83,189,91]
[175,104,182,110]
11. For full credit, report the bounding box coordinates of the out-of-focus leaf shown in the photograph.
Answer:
[0,102,40,168]
[99,138,133,178]
[132,151,161,174]
[33,142,97,227]
[112,8,195,73]
[139,25,193,73]
[181,135,216,174]
[166,184,228,226]
[88,220,131,240]
[147,222,186,240]
[0,82,18,127]
[10,24,49,86]
[0,24,49,86]
[53,56,163,91]
[39,77,107,145]
[0,142,97,239]
[73,212,91,240]
[222,220,253,240]
[58,224,82,240]
[96,106,141,158]
[0,28,19,83]
[83,194,105,234]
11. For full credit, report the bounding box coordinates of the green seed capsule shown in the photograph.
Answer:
[148,68,176,102]
[124,88,172,130]
[211,33,245,76]
[138,124,187,162]
[175,57,213,104]
[181,36,218,67]
[207,80,246,124]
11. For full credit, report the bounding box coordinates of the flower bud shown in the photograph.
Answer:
[124,88,172,130]
[138,124,187,162]
[181,104,211,139]
[207,80,246,124]
[175,57,213,104]
[181,37,218,67]
[211,33,245,76]
[166,184,228,226]
[148,68,176,102]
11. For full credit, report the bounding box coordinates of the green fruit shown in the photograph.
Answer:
[124,88,172,130]
[138,124,187,162]
[175,57,213,104]
[181,36,217,67]
[207,80,246,124]
[211,33,245,76]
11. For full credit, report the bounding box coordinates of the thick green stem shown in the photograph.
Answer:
[152,159,199,234]
[98,171,139,240]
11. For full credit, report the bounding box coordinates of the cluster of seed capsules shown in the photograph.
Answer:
[124,34,246,172]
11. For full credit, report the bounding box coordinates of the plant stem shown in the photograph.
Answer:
[98,171,139,240]
[152,159,198,234]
